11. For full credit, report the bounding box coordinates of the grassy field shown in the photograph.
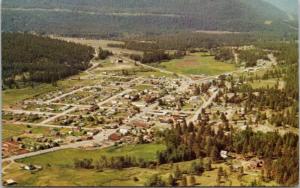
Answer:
[3,162,157,186]
[2,75,101,107]
[136,70,175,78]
[2,124,28,141]
[17,144,165,167]
[160,53,237,76]
[52,36,143,55]
[3,144,165,186]
[2,124,51,141]
[5,154,278,186]
[3,84,57,107]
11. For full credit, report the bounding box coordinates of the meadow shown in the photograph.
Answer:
[2,124,51,141]
[4,150,277,186]
[159,52,237,76]
[17,144,165,167]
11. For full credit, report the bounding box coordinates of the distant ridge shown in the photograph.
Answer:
[2,0,297,36]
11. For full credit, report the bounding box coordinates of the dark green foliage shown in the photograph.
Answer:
[190,159,204,175]
[124,33,258,51]
[97,47,112,60]
[74,158,94,169]
[145,174,166,187]
[255,42,298,64]
[238,49,269,67]
[234,128,298,186]
[2,0,295,36]
[141,51,171,64]
[128,50,185,64]
[157,123,231,163]
[167,174,176,186]
[2,33,94,87]
[158,119,298,186]
[213,48,234,62]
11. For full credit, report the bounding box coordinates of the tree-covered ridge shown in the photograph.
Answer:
[2,33,94,88]
[2,0,296,36]
[158,122,298,186]
[2,0,287,19]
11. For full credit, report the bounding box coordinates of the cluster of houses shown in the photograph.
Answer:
[108,120,155,144]
[2,111,49,124]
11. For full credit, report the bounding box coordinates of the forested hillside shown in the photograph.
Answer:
[263,0,298,16]
[2,0,296,37]
[2,33,94,88]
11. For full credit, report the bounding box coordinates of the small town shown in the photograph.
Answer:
[2,0,298,186]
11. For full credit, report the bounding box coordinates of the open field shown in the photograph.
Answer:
[2,124,29,141]
[3,84,58,107]
[3,75,102,107]
[135,70,175,78]
[2,124,51,141]
[51,36,143,55]
[2,144,166,186]
[17,144,165,166]
[159,53,237,76]
[4,154,277,186]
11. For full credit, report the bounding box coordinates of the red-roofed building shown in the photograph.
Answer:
[130,120,149,128]
[108,133,122,141]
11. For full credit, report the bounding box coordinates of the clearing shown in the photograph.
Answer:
[2,124,51,141]
[4,154,277,186]
[17,144,165,166]
[160,52,237,76]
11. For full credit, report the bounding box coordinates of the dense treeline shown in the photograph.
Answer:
[2,33,94,88]
[120,33,257,51]
[238,49,269,67]
[255,42,298,64]
[157,122,298,186]
[3,0,296,36]
[74,155,158,170]
[97,47,112,60]
[237,43,298,127]
[213,47,234,62]
[128,50,185,64]
[234,128,298,185]
[157,122,231,163]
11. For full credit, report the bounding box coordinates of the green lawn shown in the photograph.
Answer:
[2,124,51,141]
[160,53,237,76]
[135,70,174,78]
[3,162,157,186]
[2,76,101,107]
[3,84,57,107]
[5,156,278,186]
[17,144,165,167]
[2,124,28,141]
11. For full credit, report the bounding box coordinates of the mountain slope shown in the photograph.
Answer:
[263,0,298,16]
[2,33,94,86]
[2,0,296,36]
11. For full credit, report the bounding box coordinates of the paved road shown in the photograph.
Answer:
[45,86,91,103]
[2,161,16,174]
[40,106,78,124]
[50,103,91,108]
[97,89,132,106]
[8,121,98,130]
[2,129,116,162]
[123,57,191,80]
[2,109,57,116]
[95,77,143,107]
[128,79,193,121]
[189,89,219,123]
